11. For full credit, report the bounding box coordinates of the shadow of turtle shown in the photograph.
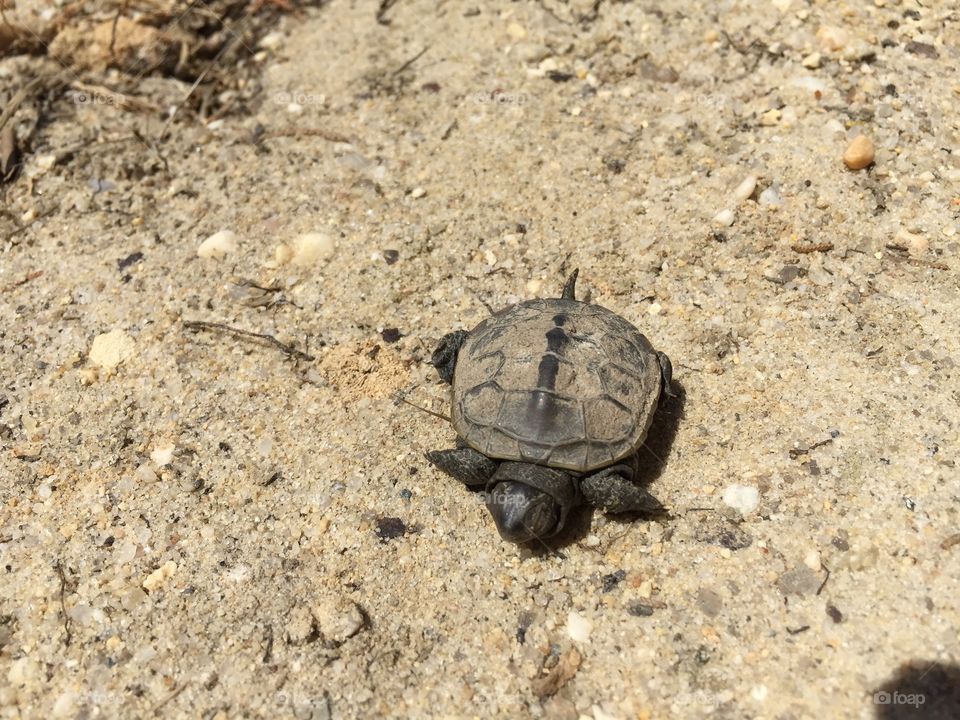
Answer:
[872,660,960,719]
[526,380,687,554]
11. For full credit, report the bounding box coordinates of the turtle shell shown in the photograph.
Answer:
[452,298,662,472]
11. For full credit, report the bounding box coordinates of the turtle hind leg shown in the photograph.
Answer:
[657,350,677,400]
[430,330,468,385]
[426,446,497,487]
[580,465,664,514]
[560,268,579,300]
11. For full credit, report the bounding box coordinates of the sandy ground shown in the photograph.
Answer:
[1,0,959,718]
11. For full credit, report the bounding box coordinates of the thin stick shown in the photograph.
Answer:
[54,561,72,646]
[183,320,314,361]
[393,392,450,422]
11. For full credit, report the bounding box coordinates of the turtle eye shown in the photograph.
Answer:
[486,481,561,543]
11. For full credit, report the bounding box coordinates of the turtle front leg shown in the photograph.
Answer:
[580,464,664,514]
[430,330,468,384]
[426,444,497,487]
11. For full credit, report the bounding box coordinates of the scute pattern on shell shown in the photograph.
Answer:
[452,298,661,472]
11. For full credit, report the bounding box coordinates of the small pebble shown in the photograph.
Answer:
[712,208,735,227]
[843,135,875,170]
[732,175,757,203]
[142,560,177,591]
[313,599,365,644]
[383,249,400,265]
[566,611,593,644]
[506,22,526,40]
[274,243,294,265]
[410,187,426,199]
[804,549,822,571]
[696,587,723,617]
[627,602,654,617]
[197,230,238,259]
[776,566,821,596]
[89,330,136,369]
[759,108,781,126]
[816,25,848,52]
[258,31,285,50]
[375,516,406,541]
[721,484,760,514]
[758,185,783,207]
[801,52,822,69]
[150,441,175,467]
[601,570,626,593]
[290,232,335,266]
[381,328,403,343]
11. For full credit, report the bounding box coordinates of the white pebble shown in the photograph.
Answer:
[566,610,593,644]
[150,442,175,467]
[275,243,294,265]
[410,187,426,198]
[290,232,335,266]
[712,208,736,227]
[647,302,663,316]
[36,154,58,170]
[804,549,822,571]
[89,330,136,369]
[722,484,760,514]
[197,230,238,259]
[801,52,822,69]
[258,31,285,50]
[758,186,783,206]
[732,175,757,203]
[314,599,365,644]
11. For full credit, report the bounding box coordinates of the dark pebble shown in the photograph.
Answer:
[627,602,655,617]
[640,60,679,83]
[118,252,144,271]
[905,41,938,59]
[601,569,626,593]
[381,328,403,343]
[375,516,407,541]
[826,604,843,623]
[779,265,801,283]
[383,249,399,265]
[399,489,412,501]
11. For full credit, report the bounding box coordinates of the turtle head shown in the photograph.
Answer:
[486,481,562,543]
[430,330,468,385]
[484,463,577,543]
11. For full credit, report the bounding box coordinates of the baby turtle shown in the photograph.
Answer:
[427,269,674,543]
